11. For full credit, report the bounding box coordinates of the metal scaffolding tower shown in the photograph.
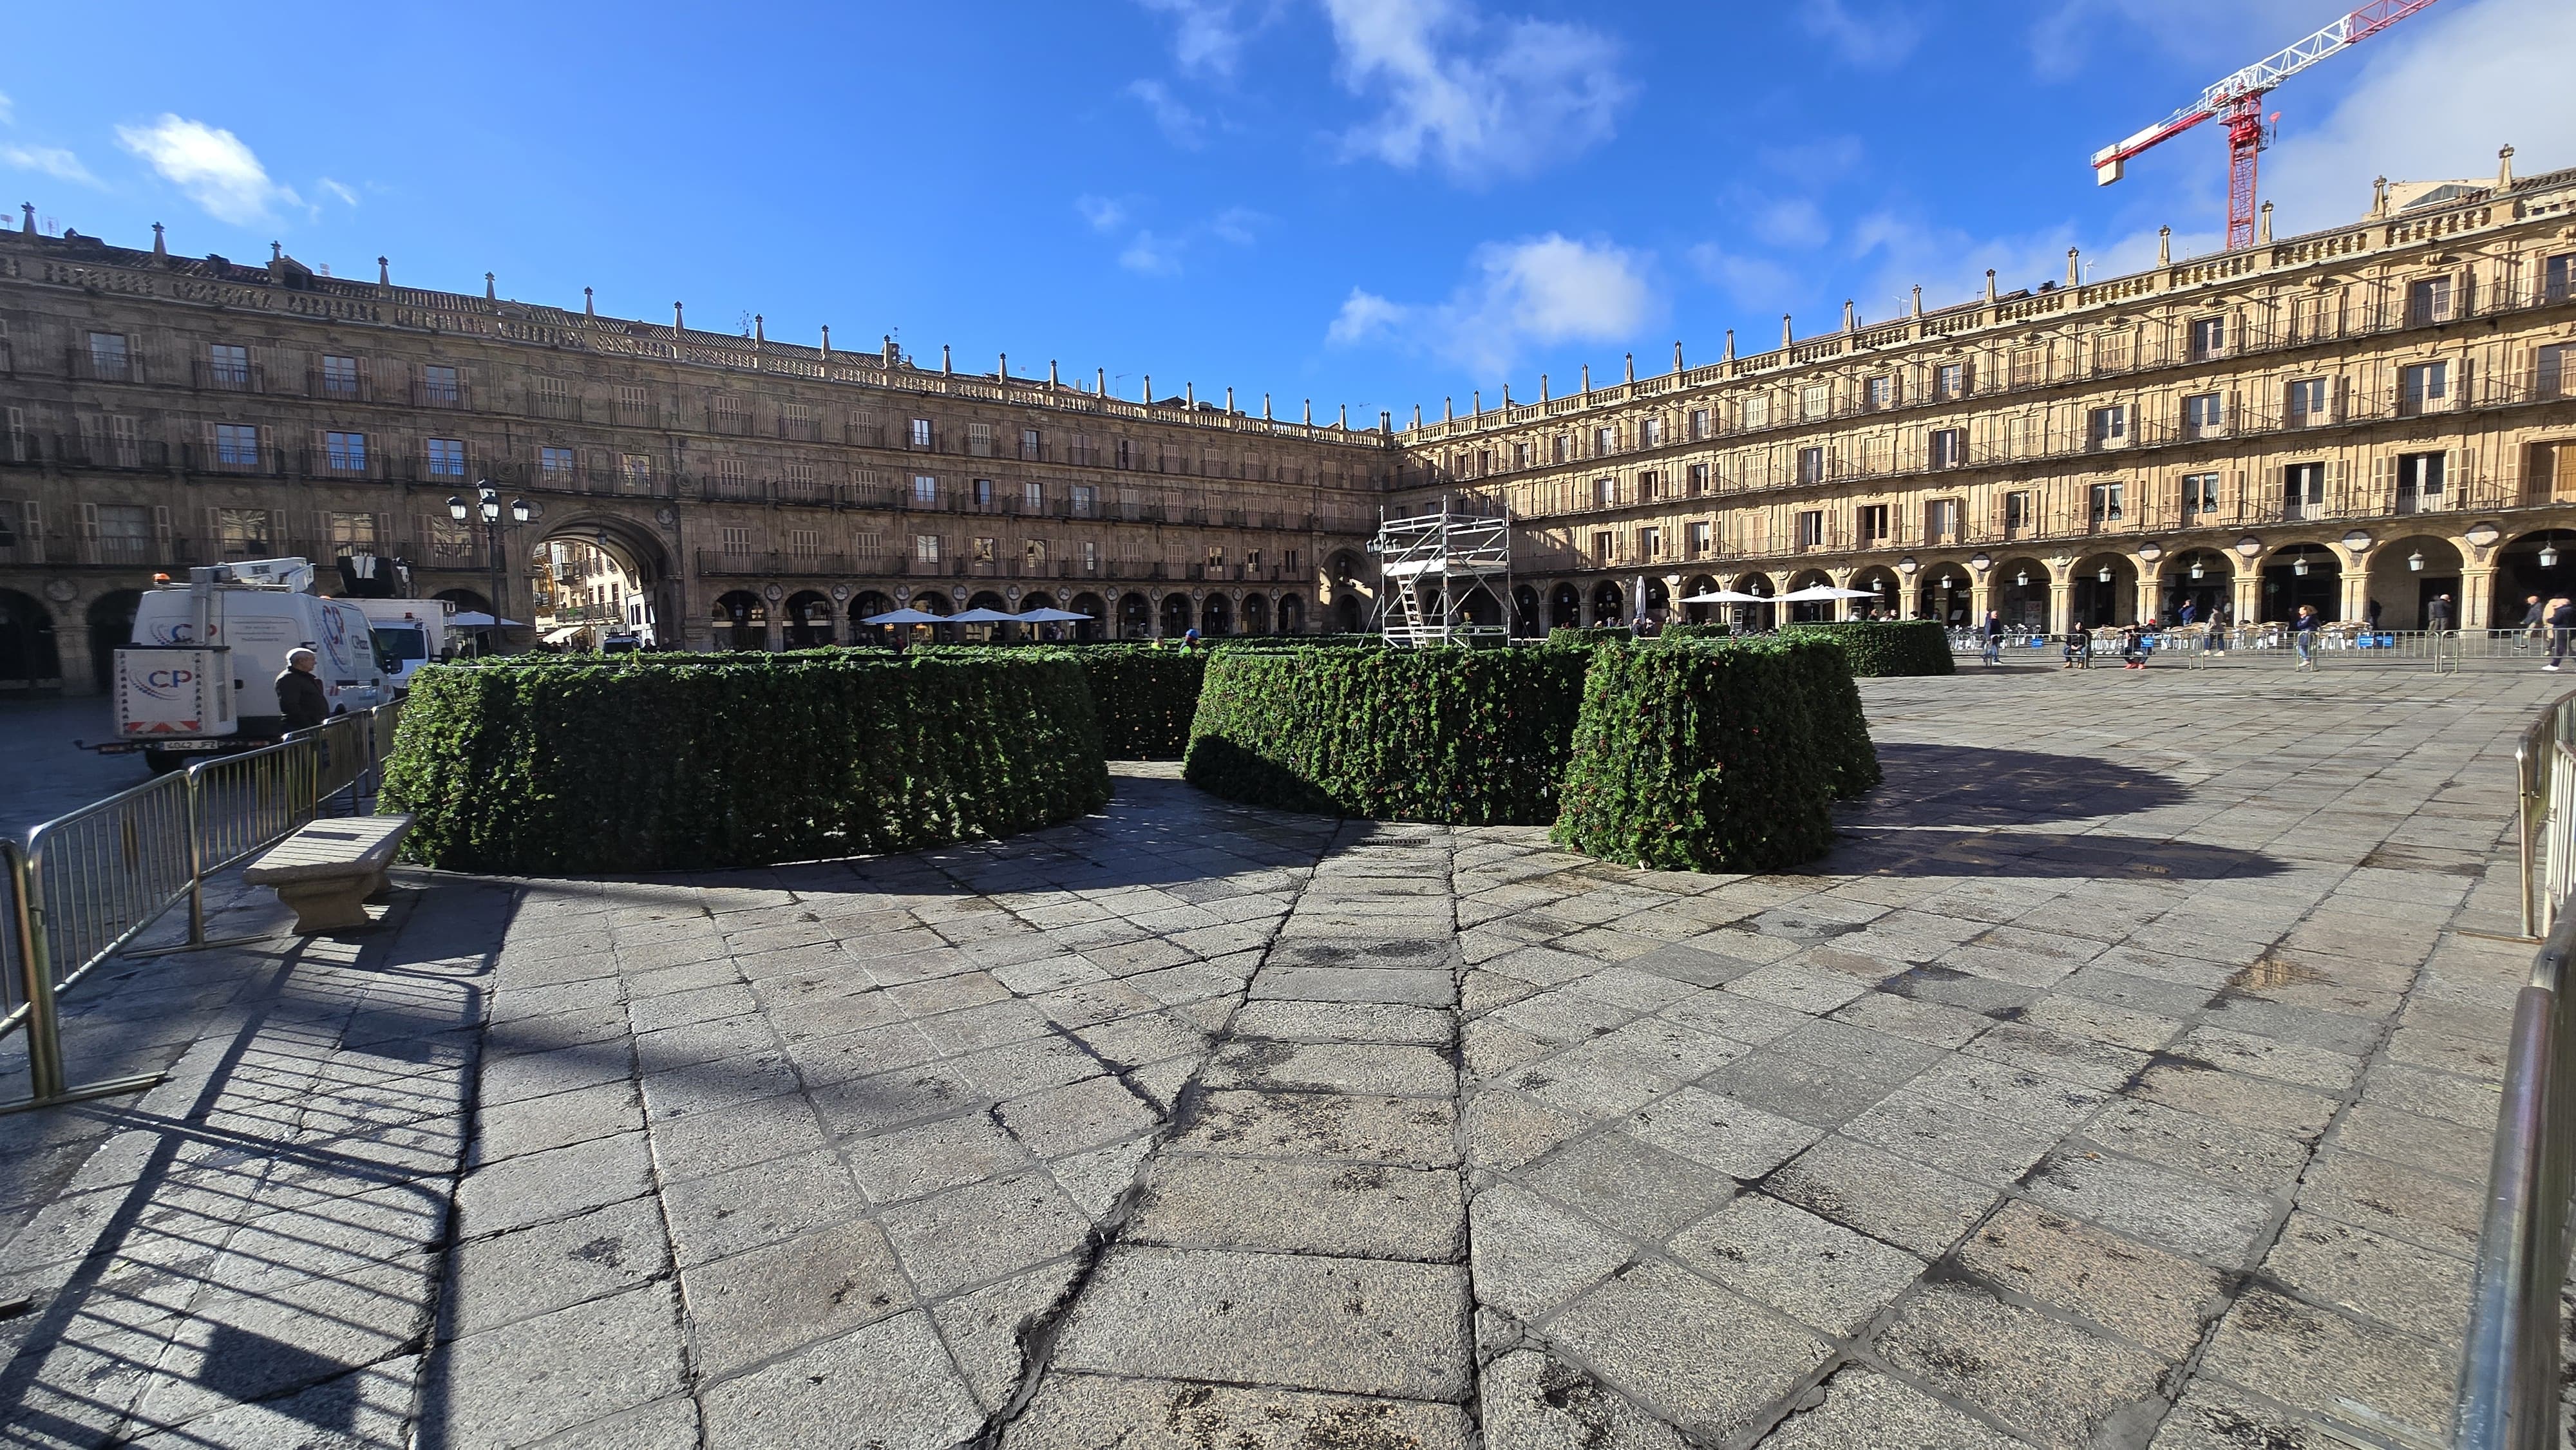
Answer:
[1371,500,1512,648]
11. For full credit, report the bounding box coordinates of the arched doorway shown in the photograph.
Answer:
[1119,594,1151,639]
[434,588,496,655]
[1786,570,1833,624]
[2362,538,2463,631]
[1549,584,1581,629]
[2161,551,2234,626]
[1681,576,1718,624]
[1512,585,1542,636]
[434,587,491,616]
[782,590,836,648]
[849,590,895,647]
[911,592,954,645]
[1992,560,2049,632]
[1200,595,1233,637]
[1640,578,1670,625]
[1849,566,1901,620]
[1160,594,1193,637]
[1332,593,1365,632]
[966,590,1010,643]
[1915,566,1971,626]
[1733,574,1777,632]
[1278,593,1305,634]
[2069,555,2136,628]
[2260,545,2340,623]
[712,590,767,650]
[537,514,676,648]
[2501,531,2576,626]
[1589,581,1624,625]
[87,588,144,692]
[1241,594,1270,636]
[0,589,62,692]
[1069,592,1108,643]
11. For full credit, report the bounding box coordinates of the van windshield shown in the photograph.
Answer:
[372,625,428,663]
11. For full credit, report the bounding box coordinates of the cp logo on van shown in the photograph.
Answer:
[133,669,193,700]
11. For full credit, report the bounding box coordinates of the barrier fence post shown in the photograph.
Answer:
[4,841,64,1104]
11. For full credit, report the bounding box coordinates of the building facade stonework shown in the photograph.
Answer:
[2,158,2574,693]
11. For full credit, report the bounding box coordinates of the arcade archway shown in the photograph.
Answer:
[87,588,143,692]
[2260,545,2340,623]
[2365,536,2463,630]
[0,589,62,692]
[712,590,766,650]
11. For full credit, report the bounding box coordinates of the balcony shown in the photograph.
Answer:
[193,359,265,393]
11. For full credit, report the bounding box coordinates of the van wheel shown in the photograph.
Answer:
[143,749,187,777]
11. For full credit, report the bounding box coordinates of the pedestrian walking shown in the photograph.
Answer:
[2177,598,2197,626]
[276,647,329,733]
[2523,594,2547,652]
[2365,598,2383,631]
[2293,605,2321,670]
[1980,610,2004,666]
[2208,601,2230,654]
[2549,598,2575,672]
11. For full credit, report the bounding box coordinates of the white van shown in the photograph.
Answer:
[109,559,391,773]
[353,598,455,693]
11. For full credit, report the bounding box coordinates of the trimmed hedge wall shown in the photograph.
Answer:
[1548,626,1630,648]
[1069,649,1207,758]
[1785,620,1955,678]
[1783,634,1884,800]
[1550,637,1867,872]
[1183,647,1589,824]
[1657,623,1734,640]
[381,652,1110,873]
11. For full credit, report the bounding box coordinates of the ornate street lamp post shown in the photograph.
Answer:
[448,482,540,654]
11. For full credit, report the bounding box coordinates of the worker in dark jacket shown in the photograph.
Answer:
[276,648,329,733]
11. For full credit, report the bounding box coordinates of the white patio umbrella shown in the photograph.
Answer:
[1773,585,1879,603]
[860,607,950,625]
[949,607,1020,623]
[1678,589,1774,605]
[1013,607,1094,622]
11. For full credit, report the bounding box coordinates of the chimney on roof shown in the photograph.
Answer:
[1781,315,1792,348]
[1581,364,1591,393]
[1502,382,1511,407]
[152,222,167,259]
[2065,249,2079,287]
[1097,366,1106,394]
[1413,404,1423,428]
[1143,374,1151,401]
[2257,203,2272,245]
[754,315,765,346]
[378,256,390,288]
[1540,373,1549,401]
[1050,359,1059,386]
[486,271,497,300]
[19,203,32,235]
[1263,393,1272,420]
[1984,269,1997,303]
[675,301,686,332]
[820,324,830,356]
[2499,145,2515,189]
[1446,395,1455,422]
[942,344,952,375]
[1674,341,1683,373]
[1226,385,1235,412]
[584,287,595,316]
[1186,381,1195,407]
[998,352,1007,379]
[1472,390,1480,415]
[1723,330,1735,361]
[1911,285,1922,319]
[1843,299,1856,332]
[1624,353,1635,383]
[1304,399,1313,424]
[2157,227,2170,266]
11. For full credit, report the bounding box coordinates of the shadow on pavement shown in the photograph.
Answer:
[1850,744,2191,829]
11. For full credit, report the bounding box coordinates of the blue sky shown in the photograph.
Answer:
[5,0,2568,424]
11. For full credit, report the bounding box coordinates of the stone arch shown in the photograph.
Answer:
[1278,592,1305,634]
[782,590,836,648]
[2159,550,2235,626]
[86,587,144,692]
[1848,565,1902,620]
[1069,592,1109,643]
[2069,554,2137,628]
[1786,569,1834,624]
[1991,559,2050,632]
[1681,575,1719,623]
[1731,572,1777,632]
[1915,564,1972,626]
[1589,581,1624,625]
[967,590,1011,643]
[0,588,62,692]
[849,590,896,646]
[537,511,676,647]
[2500,529,2576,619]
[2259,543,2340,623]
[1241,593,1271,636]
[1513,584,1542,636]
[1548,583,1581,630]
[1160,594,1194,637]
[1201,594,1234,637]
[712,590,767,650]
[2364,536,2464,630]
[1119,594,1152,639]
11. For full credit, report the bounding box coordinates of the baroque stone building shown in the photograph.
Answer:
[3,151,2574,693]
[1396,154,2576,641]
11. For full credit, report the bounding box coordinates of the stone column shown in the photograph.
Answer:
[2048,564,2076,637]
[2461,564,2501,629]
[2131,560,2161,625]
[2232,567,2264,627]
[2334,548,2372,625]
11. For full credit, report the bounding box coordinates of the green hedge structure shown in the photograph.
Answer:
[1183,646,1589,824]
[1547,626,1630,649]
[1784,619,1956,677]
[381,652,1110,873]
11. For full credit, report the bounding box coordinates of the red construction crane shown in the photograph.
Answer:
[2090,0,2445,252]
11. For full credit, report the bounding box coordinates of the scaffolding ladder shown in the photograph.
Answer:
[1372,500,1512,648]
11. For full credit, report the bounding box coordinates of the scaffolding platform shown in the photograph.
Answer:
[1372,501,1512,648]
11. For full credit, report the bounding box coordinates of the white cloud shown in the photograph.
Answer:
[1760,135,1865,181]
[1135,0,1263,76]
[1210,205,1265,245]
[115,115,298,224]
[317,176,359,207]
[1121,231,1184,275]
[1,144,98,186]
[1842,209,2183,316]
[2256,0,2576,238]
[1689,243,1799,311]
[1076,194,1128,232]
[1325,232,1654,375]
[1799,0,1923,70]
[1752,198,1830,249]
[1322,0,1631,182]
[1125,79,1207,149]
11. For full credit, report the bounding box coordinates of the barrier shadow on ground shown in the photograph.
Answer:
[1848,744,2190,829]
[1826,825,2282,880]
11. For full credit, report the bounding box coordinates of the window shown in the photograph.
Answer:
[217,507,271,556]
[1924,500,1958,541]
[2287,377,2328,424]
[321,354,361,397]
[1081,540,1099,573]
[781,405,819,440]
[1929,428,1964,469]
[1689,408,1710,440]
[971,536,997,563]
[2284,462,2325,514]
[1799,384,1830,420]
[1206,544,1226,568]
[1025,538,1048,569]
[1285,549,1299,574]
[2396,451,2445,504]
[2004,491,2033,531]
[2543,344,2571,400]
[851,529,883,560]
[1072,484,1097,516]
[1115,438,1133,469]
[1640,417,1663,447]
[1593,476,1617,507]
[2407,275,2454,326]
[1589,530,1615,561]
[1687,462,1709,495]
[1864,376,1892,411]
[1513,440,1531,468]
[1638,471,1660,501]
[1795,511,1826,549]
[1741,393,1772,428]
[1593,426,1616,456]
[965,422,994,457]
[912,474,938,505]
[422,364,460,406]
[849,410,886,446]
[2188,317,2226,360]
[215,424,260,468]
[1019,428,1041,461]
[321,512,375,551]
[915,533,942,563]
[1933,363,1965,400]
[2087,405,2127,447]
[2183,392,2224,437]
[1021,480,1043,511]
[615,384,649,420]
[1857,504,1889,543]
[909,417,933,449]
[1551,434,1569,463]
[1636,525,1662,560]
[1245,549,1262,570]
[98,504,150,561]
[2548,253,2575,306]
[537,446,571,480]
[2398,361,2448,415]
[208,343,250,388]
[533,376,570,417]
[971,478,995,507]
[88,332,129,381]
[325,431,368,473]
[1687,521,1712,557]
[1796,447,1824,485]
[786,528,822,556]
[620,453,652,489]
[2009,350,2043,387]
[712,394,749,432]
[719,525,753,555]
[2088,480,2125,523]
[2182,473,2221,515]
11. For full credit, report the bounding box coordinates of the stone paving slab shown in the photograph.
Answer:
[0,668,2562,1447]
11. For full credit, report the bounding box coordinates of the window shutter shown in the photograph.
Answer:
[200,420,217,467]
[311,512,328,551]
[153,507,171,551]
[80,501,99,541]
[2329,460,2348,510]
[2371,453,2389,505]
[2459,355,2474,406]
[270,510,288,552]
[374,513,390,549]
[205,507,222,552]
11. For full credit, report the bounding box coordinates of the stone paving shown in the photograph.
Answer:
[0,664,2559,1448]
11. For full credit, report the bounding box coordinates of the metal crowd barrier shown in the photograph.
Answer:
[2456,687,2576,1448]
[1,700,404,1113]
[1951,626,2566,673]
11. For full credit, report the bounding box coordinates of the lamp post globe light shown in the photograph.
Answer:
[446,482,541,654]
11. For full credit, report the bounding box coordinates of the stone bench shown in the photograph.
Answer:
[242,815,415,934]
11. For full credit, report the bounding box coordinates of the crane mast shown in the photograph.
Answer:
[2088,0,2444,252]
